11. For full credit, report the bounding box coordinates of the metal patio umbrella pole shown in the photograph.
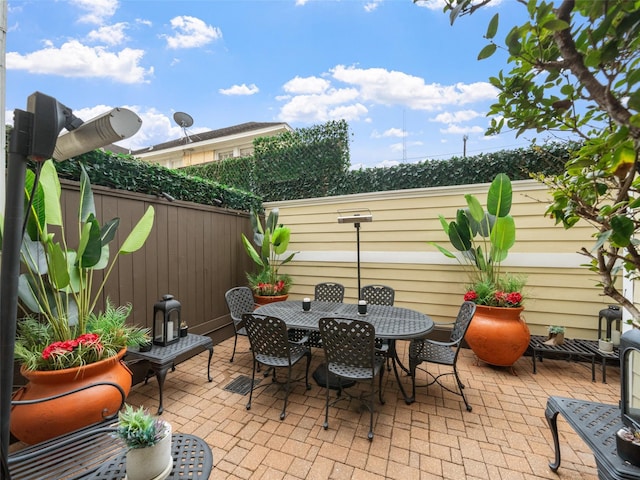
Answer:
[337,210,372,300]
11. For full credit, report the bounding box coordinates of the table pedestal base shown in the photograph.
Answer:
[313,364,356,390]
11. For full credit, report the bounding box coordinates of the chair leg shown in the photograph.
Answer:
[454,365,472,412]
[368,376,375,441]
[280,368,291,420]
[230,333,238,362]
[304,352,312,390]
[323,364,330,430]
[246,360,257,411]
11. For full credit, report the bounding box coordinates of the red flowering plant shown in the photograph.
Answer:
[15,300,149,371]
[242,208,296,296]
[9,162,152,371]
[431,174,526,308]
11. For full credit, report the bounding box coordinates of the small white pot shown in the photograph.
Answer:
[598,339,614,353]
[126,423,172,480]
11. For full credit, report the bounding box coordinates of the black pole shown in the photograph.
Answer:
[1,110,32,480]
[355,222,361,300]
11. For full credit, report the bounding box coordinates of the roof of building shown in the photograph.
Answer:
[126,121,289,156]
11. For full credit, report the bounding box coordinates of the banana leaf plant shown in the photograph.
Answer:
[241,208,296,295]
[8,160,155,342]
[430,173,524,307]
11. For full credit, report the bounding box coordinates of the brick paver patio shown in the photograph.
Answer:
[126,335,620,479]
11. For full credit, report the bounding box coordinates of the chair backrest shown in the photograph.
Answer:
[314,282,345,302]
[360,284,395,306]
[319,317,376,369]
[243,313,292,360]
[449,301,477,345]
[225,287,255,323]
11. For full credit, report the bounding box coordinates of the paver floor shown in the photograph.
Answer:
[126,336,621,480]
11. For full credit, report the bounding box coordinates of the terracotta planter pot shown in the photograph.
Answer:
[253,294,289,306]
[11,348,132,445]
[465,305,530,367]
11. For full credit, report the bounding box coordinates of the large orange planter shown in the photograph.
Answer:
[253,294,289,306]
[465,305,530,367]
[10,348,132,445]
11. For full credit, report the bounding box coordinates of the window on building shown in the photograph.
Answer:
[218,151,233,160]
[239,147,254,157]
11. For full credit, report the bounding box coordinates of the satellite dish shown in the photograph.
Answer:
[173,111,194,128]
[173,111,194,143]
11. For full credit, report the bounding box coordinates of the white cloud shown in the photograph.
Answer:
[219,84,260,96]
[440,124,484,134]
[87,23,129,46]
[277,64,497,125]
[164,16,222,50]
[377,128,407,138]
[414,0,504,10]
[364,0,383,12]
[7,40,153,84]
[70,0,119,24]
[432,110,482,123]
[283,76,331,95]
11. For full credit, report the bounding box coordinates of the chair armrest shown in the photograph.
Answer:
[289,335,310,345]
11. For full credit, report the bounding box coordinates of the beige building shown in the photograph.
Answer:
[131,121,292,169]
[269,179,628,340]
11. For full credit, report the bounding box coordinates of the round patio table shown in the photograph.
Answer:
[254,300,434,402]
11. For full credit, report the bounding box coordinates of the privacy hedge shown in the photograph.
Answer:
[52,150,262,212]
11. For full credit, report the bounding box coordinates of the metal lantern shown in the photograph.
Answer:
[153,294,181,346]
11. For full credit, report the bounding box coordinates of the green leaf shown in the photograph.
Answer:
[478,44,497,60]
[448,218,472,252]
[79,165,96,223]
[490,216,516,252]
[428,242,457,258]
[242,233,266,268]
[46,241,70,290]
[78,215,103,268]
[541,19,570,31]
[271,226,291,255]
[39,160,62,226]
[610,215,634,247]
[487,173,512,217]
[119,206,155,254]
[486,13,499,39]
[465,195,485,223]
[101,218,120,245]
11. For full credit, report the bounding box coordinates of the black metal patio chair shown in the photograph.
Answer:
[408,301,476,411]
[318,317,385,440]
[315,282,345,302]
[243,313,312,420]
[360,284,396,370]
[224,286,257,363]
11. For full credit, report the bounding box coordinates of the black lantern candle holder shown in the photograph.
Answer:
[153,294,181,346]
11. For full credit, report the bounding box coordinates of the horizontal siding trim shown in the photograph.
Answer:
[292,250,586,268]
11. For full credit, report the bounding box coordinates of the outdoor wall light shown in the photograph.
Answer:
[337,209,373,299]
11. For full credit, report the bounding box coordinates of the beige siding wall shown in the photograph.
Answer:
[267,179,620,340]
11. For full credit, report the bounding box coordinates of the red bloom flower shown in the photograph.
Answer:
[464,291,478,301]
[506,292,522,305]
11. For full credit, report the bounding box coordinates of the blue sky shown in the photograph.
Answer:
[5,0,560,169]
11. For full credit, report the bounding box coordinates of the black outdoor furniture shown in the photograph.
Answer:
[545,396,640,479]
[315,282,345,302]
[254,300,434,403]
[319,317,385,441]
[407,301,476,411]
[529,334,597,381]
[225,286,257,363]
[92,433,213,479]
[126,333,213,414]
[575,338,620,383]
[242,313,312,420]
[360,284,395,306]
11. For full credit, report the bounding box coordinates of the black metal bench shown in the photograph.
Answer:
[529,335,596,381]
[575,339,620,383]
[7,382,126,480]
[545,396,640,479]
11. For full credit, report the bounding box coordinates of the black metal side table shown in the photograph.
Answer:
[545,396,640,479]
[93,433,213,479]
[126,333,213,414]
[530,335,596,381]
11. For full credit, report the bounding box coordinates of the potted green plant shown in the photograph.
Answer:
[115,404,173,480]
[5,160,154,444]
[179,320,188,337]
[431,173,530,367]
[545,325,565,346]
[241,208,296,304]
